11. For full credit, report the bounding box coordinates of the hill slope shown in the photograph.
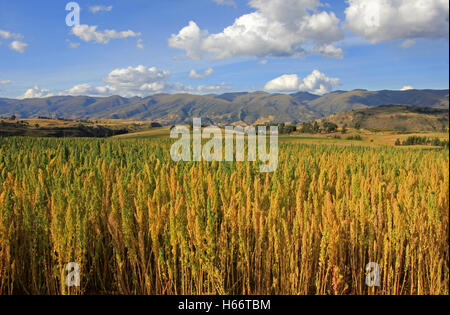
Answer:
[308,89,449,116]
[0,89,447,126]
[319,105,449,132]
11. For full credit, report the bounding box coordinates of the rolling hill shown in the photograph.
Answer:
[0,89,448,126]
[308,89,449,116]
[318,105,449,132]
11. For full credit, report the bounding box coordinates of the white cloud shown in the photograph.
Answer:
[195,83,231,93]
[9,40,28,53]
[264,70,340,94]
[102,65,170,93]
[168,21,207,59]
[189,67,214,79]
[61,65,230,97]
[0,80,11,85]
[400,39,415,48]
[264,74,300,92]
[298,70,340,95]
[259,59,268,65]
[19,86,53,99]
[0,29,22,40]
[71,25,141,44]
[311,44,344,58]
[89,5,113,13]
[401,85,414,91]
[213,0,236,6]
[345,0,449,43]
[64,83,114,96]
[1,30,27,53]
[169,0,344,60]
[137,39,145,50]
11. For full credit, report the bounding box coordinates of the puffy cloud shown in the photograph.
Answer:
[9,40,28,53]
[345,0,449,43]
[213,0,236,6]
[89,5,113,13]
[61,65,230,97]
[169,0,344,60]
[168,21,207,59]
[63,84,113,96]
[401,85,414,91]
[19,86,53,99]
[298,70,340,95]
[264,74,300,92]
[264,70,340,94]
[1,30,27,53]
[71,25,141,44]
[259,59,268,65]
[189,67,214,79]
[103,65,170,89]
[311,44,344,58]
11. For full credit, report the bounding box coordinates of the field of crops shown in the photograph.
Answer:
[0,137,448,295]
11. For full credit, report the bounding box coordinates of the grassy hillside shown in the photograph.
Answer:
[0,118,156,137]
[318,105,449,132]
[308,89,449,116]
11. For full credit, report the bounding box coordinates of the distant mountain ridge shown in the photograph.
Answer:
[0,89,448,125]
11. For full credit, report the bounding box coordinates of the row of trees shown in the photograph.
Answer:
[395,136,449,148]
[300,121,340,134]
[256,123,297,134]
[0,115,17,120]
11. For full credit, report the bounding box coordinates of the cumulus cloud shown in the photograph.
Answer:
[189,67,214,79]
[259,59,268,65]
[264,70,340,94]
[19,86,53,99]
[213,0,236,6]
[264,74,301,92]
[311,44,344,58]
[71,25,141,44]
[89,5,113,13]
[345,0,449,43]
[169,0,344,60]
[9,40,28,53]
[61,65,230,97]
[401,85,414,91]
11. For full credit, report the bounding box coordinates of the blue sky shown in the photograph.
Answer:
[0,0,448,99]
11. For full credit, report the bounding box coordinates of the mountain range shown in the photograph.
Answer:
[0,89,448,126]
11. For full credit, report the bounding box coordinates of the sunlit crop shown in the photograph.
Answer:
[0,137,448,295]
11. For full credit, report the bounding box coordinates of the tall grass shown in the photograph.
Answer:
[0,137,448,295]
